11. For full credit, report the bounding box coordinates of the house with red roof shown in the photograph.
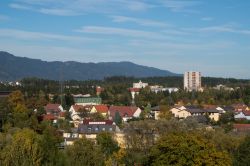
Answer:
[69,105,90,121]
[109,106,141,122]
[232,104,249,113]
[233,124,250,132]
[90,105,109,117]
[129,88,140,100]
[43,104,64,123]
[235,110,250,120]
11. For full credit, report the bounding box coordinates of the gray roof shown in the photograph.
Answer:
[78,123,116,134]
[187,108,219,113]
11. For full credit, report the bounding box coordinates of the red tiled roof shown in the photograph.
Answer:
[96,87,104,92]
[59,112,66,117]
[93,105,108,113]
[43,114,56,121]
[243,110,250,116]
[232,104,248,110]
[203,105,217,109]
[234,124,250,131]
[72,105,85,112]
[44,104,62,113]
[129,88,140,92]
[109,106,139,118]
[82,120,113,125]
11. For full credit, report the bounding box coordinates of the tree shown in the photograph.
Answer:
[64,93,74,109]
[148,132,232,166]
[12,105,31,129]
[233,136,250,165]
[114,111,122,127]
[66,138,104,166]
[89,112,105,121]
[7,90,25,110]
[158,105,172,120]
[40,126,63,165]
[96,132,119,158]
[1,129,44,166]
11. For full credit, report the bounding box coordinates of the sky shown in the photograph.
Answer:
[0,0,249,79]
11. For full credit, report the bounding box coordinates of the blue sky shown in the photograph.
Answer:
[0,0,249,79]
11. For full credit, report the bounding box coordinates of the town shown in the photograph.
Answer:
[0,72,250,165]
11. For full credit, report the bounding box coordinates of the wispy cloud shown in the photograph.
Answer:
[0,28,101,42]
[76,26,168,39]
[160,0,201,13]
[111,15,169,27]
[201,17,213,21]
[39,8,79,16]
[199,25,250,35]
[9,3,33,10]
[10,0,153,16]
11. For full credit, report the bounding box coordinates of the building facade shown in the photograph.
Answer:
[184,71,202,92]
[133,80,148,89]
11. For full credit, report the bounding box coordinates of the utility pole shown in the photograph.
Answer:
[60,64,64,106]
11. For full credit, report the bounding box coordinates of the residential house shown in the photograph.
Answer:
[213,84,234,91]
[43,104,64,123]
[235,111,250,120]
[232,104,249,113]
[150,85,179,94]
[0,91,11,98]
[63,129,79,146]
[170,106,190,119]
[203,105,226,114]
[74,96,102,106]
[90,105,109,117]
[78,120,118,139]
[151,106,161,120]
[233,124,250,132]
[133,80,148,89]
[170,106,221,121]
[109,106,142,122]
[129,88,140,100]
[69,105,93,127]
[62,120,119,146]
[96,86,104,96]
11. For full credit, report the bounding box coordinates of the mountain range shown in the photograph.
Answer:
[0,51,179,81]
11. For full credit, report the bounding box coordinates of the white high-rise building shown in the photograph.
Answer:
[184,71,202,92]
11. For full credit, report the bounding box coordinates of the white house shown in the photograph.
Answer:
[109,106,142,122]
[133,80,148,89]
[235,111,250,120]
[170,106,221,122]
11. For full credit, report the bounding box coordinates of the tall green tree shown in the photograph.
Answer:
[149,132,232,166]
[66,138,104,166]
[96,132,119,158]
[1,129,44,166]
[114,111,122,127]
[233,136,250,166]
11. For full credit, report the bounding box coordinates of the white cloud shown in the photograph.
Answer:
[201,17,213,21]
[0,28,102,42]
[9,3,33,10]
[39,8,79,16]
[10,0,153,16]
[160,0,201,13]
[111,15,169,27]
[199,25,250,35]
[76,26,168,39]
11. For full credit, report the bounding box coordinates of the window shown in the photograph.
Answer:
[95,126,99,131]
